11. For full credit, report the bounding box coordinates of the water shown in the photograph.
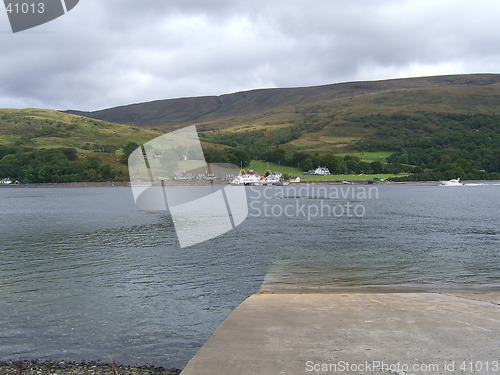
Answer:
[260,183,500,291]
[0,183,499,368]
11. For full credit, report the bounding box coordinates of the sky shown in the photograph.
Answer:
[1,0,500,111]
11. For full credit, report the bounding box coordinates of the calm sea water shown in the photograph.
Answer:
[0,183,499,368]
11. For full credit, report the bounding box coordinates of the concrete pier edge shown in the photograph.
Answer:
[181,291,500,375]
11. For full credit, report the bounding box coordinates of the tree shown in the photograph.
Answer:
[321,153,342,174]
[344,159,360,173]
[370,161,384,174]
[291,151,309,168]
[82,156,102,170]
[0,145,17,160]
[269,147,286,164]
[204,148,226,164]
[454,158,470,172]
[61,148,78,161]
[302,158,313,171]
[439,154,452,165]
[343,155,361,173]
[226,148,251,167]
[120,142,139,164]
[0,154,21,179]
[398,153,409,164]
[100,164,115,180]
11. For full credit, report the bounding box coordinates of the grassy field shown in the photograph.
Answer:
[249,160,303,176]
[247,160,404,181]
[338,151,393,162]
[287,135,362,153]
[300,173,405,182]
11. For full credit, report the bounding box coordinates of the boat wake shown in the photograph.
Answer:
[464,182,500,186]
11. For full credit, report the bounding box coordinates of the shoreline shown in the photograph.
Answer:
[0,360,181,375]
[1,179,498,189]
[0,181,131,188]
[2,290,498,375]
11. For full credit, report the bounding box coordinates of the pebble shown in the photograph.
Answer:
[0,360,181,375]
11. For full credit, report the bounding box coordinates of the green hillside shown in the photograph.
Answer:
[2,74,500,183]
[0,108,162,151]
[0,109,163,182]
[64,74,500,181]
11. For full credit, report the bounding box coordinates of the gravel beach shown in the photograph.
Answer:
[0,360,181,375]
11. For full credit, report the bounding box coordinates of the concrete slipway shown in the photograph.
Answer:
[181,292,500,374]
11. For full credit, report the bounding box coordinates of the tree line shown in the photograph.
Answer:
[0,146,119,183]
[2,108,499,183]
[200,111,500,180]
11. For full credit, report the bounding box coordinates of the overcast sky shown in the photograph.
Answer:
[1,0,500,111]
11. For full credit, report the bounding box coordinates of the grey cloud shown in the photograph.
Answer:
[1,0,499,110]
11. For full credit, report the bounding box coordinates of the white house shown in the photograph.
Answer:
[314,167,330,175]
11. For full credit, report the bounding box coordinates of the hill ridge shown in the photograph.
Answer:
[64,73,500,128]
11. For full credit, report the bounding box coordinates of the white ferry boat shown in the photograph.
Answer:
[232,169,287,186]
[232,170,262,185]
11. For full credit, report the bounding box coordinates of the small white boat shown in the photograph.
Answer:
[440,178,464,186]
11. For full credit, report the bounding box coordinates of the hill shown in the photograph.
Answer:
[1,74,499,183]
[0,108,162,151]
[65,74,500,154]
[64,74,500,180]
[66,74,500,131]
[0,109,163,182]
